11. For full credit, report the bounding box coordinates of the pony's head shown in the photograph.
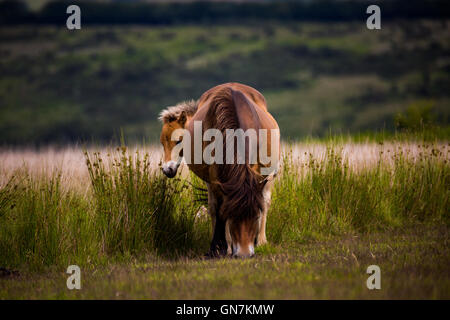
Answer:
[159,100,197,178]
[226,216,260,258]
[221,165,266,258]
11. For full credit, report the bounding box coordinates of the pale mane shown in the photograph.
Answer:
[158,99,198,123]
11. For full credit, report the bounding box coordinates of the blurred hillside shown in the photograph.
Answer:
[0,1,449,145]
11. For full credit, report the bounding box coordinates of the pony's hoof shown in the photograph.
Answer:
[203,252,213,260]
[256,239,268,247]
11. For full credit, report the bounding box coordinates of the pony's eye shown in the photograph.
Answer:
[176,140,182,145]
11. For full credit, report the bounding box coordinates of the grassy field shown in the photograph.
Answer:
[1,3,449,300]
[1,225,448,299]
[0,141,448,299]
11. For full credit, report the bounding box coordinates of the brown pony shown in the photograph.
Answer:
[159,83,279,258]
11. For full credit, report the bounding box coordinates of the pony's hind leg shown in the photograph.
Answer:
[257,180,274,246]
[225,219,232,255]
[257,212,268,246]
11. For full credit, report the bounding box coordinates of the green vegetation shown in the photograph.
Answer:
[271,146,448,240]
[0,148,210,270]
[1,20,449,145]
[0,142,448,298]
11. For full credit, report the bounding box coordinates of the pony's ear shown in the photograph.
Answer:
[178,111,187,126]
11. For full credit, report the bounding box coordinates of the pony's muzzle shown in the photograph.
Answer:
[161,161,179,178]
[232,243,255,258]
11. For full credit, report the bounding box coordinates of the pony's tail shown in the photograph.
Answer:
[206,87,264,222]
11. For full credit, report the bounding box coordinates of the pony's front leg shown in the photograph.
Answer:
[206,183,217,234]
[205,183,227,257]
[208,216,228,257]
[257,180,274,246]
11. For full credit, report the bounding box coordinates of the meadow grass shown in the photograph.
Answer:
[0,142,448,298]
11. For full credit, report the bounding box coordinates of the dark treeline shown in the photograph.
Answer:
[1,0,450,25]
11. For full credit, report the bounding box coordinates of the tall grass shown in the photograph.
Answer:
[0,170,94,269]
[0,148,210,271]
[268,145,449,243]
[0,143,448,271]
[85,147,209,258]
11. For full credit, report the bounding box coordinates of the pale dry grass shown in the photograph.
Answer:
[0,142,448,192]
[287,141,449,172]
[0,146,163,193]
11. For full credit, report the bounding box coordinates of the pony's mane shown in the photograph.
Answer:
[158,100,198,123]
[205,87,264,223]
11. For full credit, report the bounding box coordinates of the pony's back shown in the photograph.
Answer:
[205,87,265,222]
